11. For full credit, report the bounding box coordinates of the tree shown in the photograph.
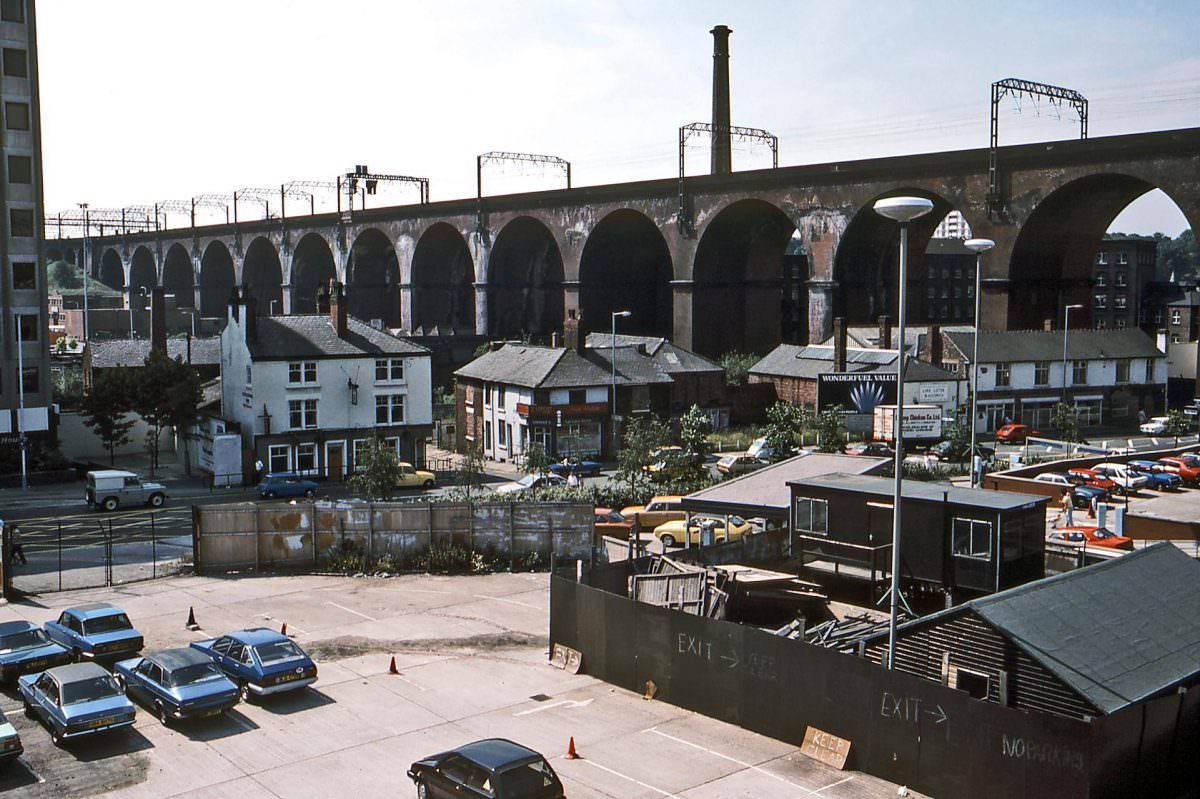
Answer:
[678,404,712,463]
[1051,402,1084,443]
[455,442,487,500]
[351,436,402,500]
[132,352,203,476]
[814,405,847,453]
[523,441,553,476]
[1164,409,1191,439]
[761,402,809,461]
[718,352,759,387]
[615,414,669,497]
[81,368,135,465]
[48,260,82,290]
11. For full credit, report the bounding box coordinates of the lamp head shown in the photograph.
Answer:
[613,310,632,319]
[964,238,995,254]
[1066,304,1084,311]
[873,196,934,223]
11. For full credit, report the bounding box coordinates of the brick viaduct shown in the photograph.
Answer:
[49,127,1200,360]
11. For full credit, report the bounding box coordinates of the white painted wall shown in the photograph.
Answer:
[59,411,175,461]
[977,356,1166,391]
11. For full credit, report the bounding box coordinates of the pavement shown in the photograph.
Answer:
[0,571,924,799]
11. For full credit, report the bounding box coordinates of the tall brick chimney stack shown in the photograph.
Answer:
[151,286,167,356]
[927,324,942,365]
[878,315,892,350]
[833,316,847,372]
[330,281,348,338]
[710,25,732,175]
[563,309,585,353]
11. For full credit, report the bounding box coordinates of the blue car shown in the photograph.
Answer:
[44,603,144,662]
[114,648,240,725]
[0,621,72,682]
[0,708,22,764]
[18,662,136,746]
[190,628,317,700]
[548,458,603,478]
[1126,460,1183,491]
[258,473,319,499]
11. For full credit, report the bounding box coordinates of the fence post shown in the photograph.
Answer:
[468,500,474,555]
[367,502,374,564]
[311,502,319,569]
[151,513,157,579]
[428,502,435,551]
[57,522,62,592]
[253,506,260,572]
[509,503,516,572]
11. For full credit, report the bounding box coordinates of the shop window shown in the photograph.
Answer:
[268,445,290,473]
[295,443,317,474]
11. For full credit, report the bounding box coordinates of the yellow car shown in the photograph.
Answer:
[652,515,752,548]
[396,462,436,489]
[620,495,685,535]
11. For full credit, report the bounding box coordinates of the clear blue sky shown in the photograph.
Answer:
[36,0,1199,234]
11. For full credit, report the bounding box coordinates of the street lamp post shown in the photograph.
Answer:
[78,202,90,341]
[1062,304,1084,404]
[16,313,28,489]
[140,287,152,345]
[873,196,934,671]
[964,238,995,487]
[611,310,631,458]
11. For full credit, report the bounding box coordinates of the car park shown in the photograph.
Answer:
[257,472,319,499]
[1139,416,1171,435]
[85,469,167,512]
[0,707,21,764]
[44,603,144,662]
[1088,462,1150,493]
[593,508,634,538]
[408,738,565,799]
[653,515,752,548]
[548,458,602,477]
[114,648,240,725]
[494,473,567,494]
[191,628,317,700]
[716,453,769,476]
[619,494,686,534]
[1047,525,1134,550]
[995,423,1040,443]
[18,662,136,746]
[0,621,72,682]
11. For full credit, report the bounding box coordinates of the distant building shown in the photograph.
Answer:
[0,1,51,442]
[1092,237,1156,332]
[921,238,977,324]
[933,209,971,240]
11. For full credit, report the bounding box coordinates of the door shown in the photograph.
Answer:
[327,443,345,482]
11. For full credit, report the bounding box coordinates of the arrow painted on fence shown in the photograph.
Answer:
[720,649,741,670]
[514,698,594,717]
[924,704,949,725]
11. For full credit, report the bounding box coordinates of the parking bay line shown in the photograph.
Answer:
[644,727,820,795]
[474,594,542,611]
[325,601,378,622]
[572,757,683,799]
[815,775,855,793]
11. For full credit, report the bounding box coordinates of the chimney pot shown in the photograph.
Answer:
[878,315,892,350]
[329,280,348,337]
[564,311,585,353]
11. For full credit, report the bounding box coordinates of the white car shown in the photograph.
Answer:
[1140,416,1170,435]
[1090,462,1149,492]
[493,473,567,494]
[1034,472,1072,486]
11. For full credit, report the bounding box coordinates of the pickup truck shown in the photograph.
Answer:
[191,628,317,701]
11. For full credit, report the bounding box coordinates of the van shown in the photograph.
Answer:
[85,470,168,512]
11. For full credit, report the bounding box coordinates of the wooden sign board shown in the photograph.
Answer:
[800,725,851,770]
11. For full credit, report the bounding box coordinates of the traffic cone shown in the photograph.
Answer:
[565,737,580,760]
[388,656,399,675]
[185,607,199,631]
[280,622,288,636]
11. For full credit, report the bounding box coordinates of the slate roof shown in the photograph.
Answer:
[789,472,1049,511]
[750,345,959,383]
[1167,290,1200,307]
[245,315,429,360]
[584,333,722,375]
[456,341,695,389]
[888,543,1200,715]
[944,328,1163,364]
[88,337,221,369]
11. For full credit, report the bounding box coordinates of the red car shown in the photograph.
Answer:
[1047,525,1133,550]
[1066,468,1119,492]
[995,424,1040,443]
[1155,458,1200,485]
[594,508,634,538]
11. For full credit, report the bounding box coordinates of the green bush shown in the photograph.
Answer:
[420,543,486,575]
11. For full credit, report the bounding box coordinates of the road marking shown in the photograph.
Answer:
[573,757,682,799]
[325,601,377,622]
[514,698,593,716]
[474,594,542,610]
[815,775,855,793]
[645,727,817,794]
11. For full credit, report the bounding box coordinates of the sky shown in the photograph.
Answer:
[35,0,1200,235]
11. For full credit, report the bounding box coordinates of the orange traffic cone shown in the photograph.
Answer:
[565,737,580,760]
[185,607,199,630]
[388,656,399,675]
[280,622,288,636]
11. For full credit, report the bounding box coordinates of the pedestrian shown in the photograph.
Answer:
[10,524,25,566]
[567,471,580,489]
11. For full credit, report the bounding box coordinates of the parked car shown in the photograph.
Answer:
[652,515,752,548]
[44,603,143,662]
[1070,484,1111,509]
[0,707,21,764]
[396,462,437,489]
[18,662,136,746]
[0,621,71,682]
[619,495,686,535]
[190,628,317,701]
[647,446,701,480]
[493,473,567,495]
[844,441,895,458]
[85,469,167,512]
[408,738,565,799]
[995,424,1040,443]
[1047,525,1134,550]
[1155,457,1200,486]
[257,473,319,499]
[1034,472,1073,487]
[593,508,634,538]
[1065,468,1120,493]
[927,440,995,463]
[548,458,602,478]
[1124,460,1183,491]
[114,648,240,725]
[715,454,769,476]
[1089,462,1150,493]
[745,437,792,461]
[1139,416,1171,435]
